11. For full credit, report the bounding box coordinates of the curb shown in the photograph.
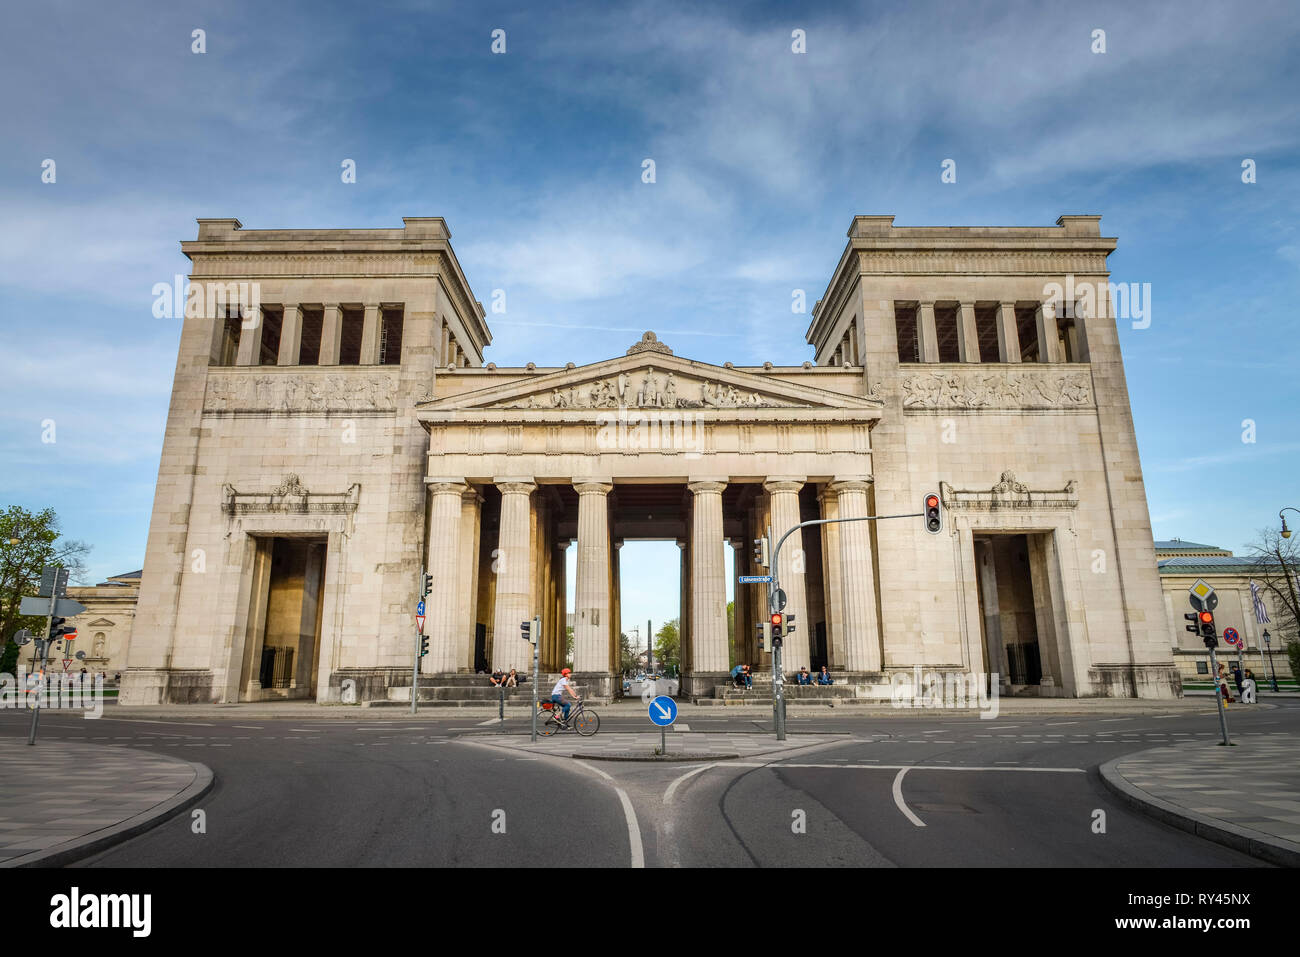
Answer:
[1098,750,1300,868]
[2,757,215,869]
[575,752,741,762]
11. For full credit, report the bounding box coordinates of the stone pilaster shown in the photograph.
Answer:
[689,480,729,682]
[424,481,466,674]
[917,301,940,362]
[765,478,810,672]
[573,481,613,679]
[956,301,980,363]
[277,303,302,365]
[235,305,263,365]
[491,480,535,671]
[831,478,881,672]
[1035,300,1060,362]
[319,304,342,365]
[361,303,381,365]
[997,301,1021,363]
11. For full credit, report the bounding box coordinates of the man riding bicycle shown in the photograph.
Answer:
[551,668,580,725]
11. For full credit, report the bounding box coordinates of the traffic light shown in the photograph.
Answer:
[1183,612,1199,634]
[753,537,770,568]
[521,619,534,644]
[784,613,796,636]
[419,635,429,657]
[924,492,942,534]
[770,612,784,646]
[422,573,433,598]
[755,621,767,652]
[1197,610,1217,648]
[49,617,76,640]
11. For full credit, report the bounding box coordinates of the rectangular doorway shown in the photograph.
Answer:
[241,536,327,700]
[974,532,1061,694]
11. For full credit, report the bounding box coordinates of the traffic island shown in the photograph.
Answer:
[464,731,851,762]
[1099,735,1300,867]
[0,738,213,868]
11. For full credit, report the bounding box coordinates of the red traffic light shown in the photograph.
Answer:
[1198,611,1213,623]
[926,494,939,508]
[770,612,783,626]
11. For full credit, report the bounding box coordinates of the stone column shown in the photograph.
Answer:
[611,539,623,677]
[490,480,535,671]
[817,485,844,668]
[676,539,688,676]
[277,302,302,365]
[573,481,613,682]
[456,487,482,672]
[360,303,382,365]
[424,481,466,674]
[956,301,981,363]
[689,481,729,684]
[764,479,810,672]
[917,302,940,362]
[997,301,1022,363]
[731,539,748,665]
[831,478,881,672]
[319,304,342,365]
[1035,301,1060,363]
[235,305,263,365]
[553,540,569,672]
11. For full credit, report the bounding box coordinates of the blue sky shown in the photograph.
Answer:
[1,1,1298,635]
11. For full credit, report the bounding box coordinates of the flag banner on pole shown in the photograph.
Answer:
[1249,579,1270,624]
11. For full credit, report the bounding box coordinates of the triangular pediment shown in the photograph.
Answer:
[418,352,880,417]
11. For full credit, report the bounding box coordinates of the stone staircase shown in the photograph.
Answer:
[695,673,861,706]
[367,674,616,708]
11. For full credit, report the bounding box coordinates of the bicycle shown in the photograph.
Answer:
[537,698,600,736]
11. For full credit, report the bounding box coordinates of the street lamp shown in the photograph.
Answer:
[1281,506,1300,539]
[1262,629,1280,693]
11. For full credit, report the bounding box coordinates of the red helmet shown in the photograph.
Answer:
[561,668,571,676]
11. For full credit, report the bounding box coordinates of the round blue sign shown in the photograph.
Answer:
[648,695,678,726]
[1223,627,1240,646]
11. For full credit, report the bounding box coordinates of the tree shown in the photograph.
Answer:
[654,618,680,675]
[618,631,638,674]
[1,506,91,672]
[1242,527,1300,679]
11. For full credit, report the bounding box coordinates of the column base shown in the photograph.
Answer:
[683,671,729,698]
[119,668,216,705]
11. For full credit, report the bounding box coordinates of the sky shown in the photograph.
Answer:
[1,0,1298,635]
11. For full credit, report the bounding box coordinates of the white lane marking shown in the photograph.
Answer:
[477,717,503,726]
[663,763,715,804]
[892,768,926,827]
[674,723,691,732]
[573,760,645,868]
[233,725,263,730]
[1100,718,1131,722]
[1046,721,1078,726]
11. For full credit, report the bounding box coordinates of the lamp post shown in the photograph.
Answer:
[1262,629,1279,693]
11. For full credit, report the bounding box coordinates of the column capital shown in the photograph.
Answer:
[828,478,873,495]
[687,480,726,495]
[573,481,613,496]
[460,486,483,505]
[763,477,804,495]
[496,480,537,496]
[428,480,468,496]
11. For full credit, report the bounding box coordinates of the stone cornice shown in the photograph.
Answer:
[940,470,1078,511]
[222,474,360,515]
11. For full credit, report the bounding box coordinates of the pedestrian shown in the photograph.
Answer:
[1232,665,1243,695]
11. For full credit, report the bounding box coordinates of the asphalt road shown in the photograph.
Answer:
[2,701,1295,867]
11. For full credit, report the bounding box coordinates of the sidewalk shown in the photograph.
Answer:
[1100,735,1300,867]
[466,730,851,761]
[94,694,1222,721]
[0,739,213,867]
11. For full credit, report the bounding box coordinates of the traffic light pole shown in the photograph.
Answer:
[412,566,424,716]
[1208,645,1231,746]
[531,615,541,743]
[27,565,62,746]
[766,514,924,741]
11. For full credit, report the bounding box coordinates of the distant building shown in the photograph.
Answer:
[1156,540,1296,683]
[25,570,139,679]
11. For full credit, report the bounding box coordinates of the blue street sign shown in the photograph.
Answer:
[648,695,678,726]
[738,575,772,584]
[416,599,426,616]
[1223,627,1240,646]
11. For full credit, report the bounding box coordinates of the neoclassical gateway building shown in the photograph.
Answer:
[120,214,1179,706]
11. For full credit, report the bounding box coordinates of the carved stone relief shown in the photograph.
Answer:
[901,368,1092,410]
[490,368,805,411]
[205,371,397,412]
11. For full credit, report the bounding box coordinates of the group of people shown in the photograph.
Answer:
[487,668,520,688]
[729,663,835,689]
[1217,663,1258,704]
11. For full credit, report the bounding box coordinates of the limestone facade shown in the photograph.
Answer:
[120,214,1181,705]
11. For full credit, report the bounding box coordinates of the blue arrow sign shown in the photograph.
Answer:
[648,695,678,726]
[416,599,426,616]
[738,575,772,584]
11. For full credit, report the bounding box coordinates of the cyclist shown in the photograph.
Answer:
[551,668,580,725]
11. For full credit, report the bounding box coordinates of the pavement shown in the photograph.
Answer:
[468,728,851,760]
[0,737,212,867]
[1101,734,1300,867]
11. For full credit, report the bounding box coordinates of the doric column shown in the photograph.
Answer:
[456,487,482,672]
[573,481,613,675]
[917,301,940,362]
[1035,300,1060,362]
[956,301,981,363]
[491,480,535,671]
[817,485,844,668]
[997,301,1022,363]
[765,478,810,672]
[689,481,729,675]
[277,302,302,365]
[424,481,466,674]
[611,540,623,675]
[552,540,569,672]
[731,539,749,665]
[830,478,881,672]
[360,303,381,365]
[677,539,688,675]
[236,305,263,365]
[319,304,342,365]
